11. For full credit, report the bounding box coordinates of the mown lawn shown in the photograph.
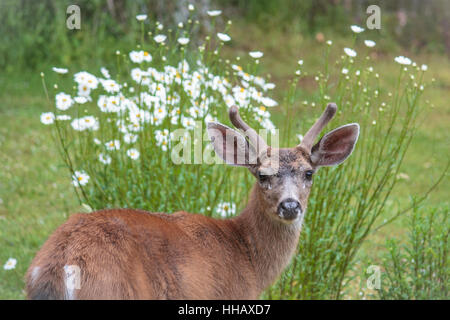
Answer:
[0,23,448,299]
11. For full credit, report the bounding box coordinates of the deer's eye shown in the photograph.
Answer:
[257,171,270,183]
[305,170,314,180]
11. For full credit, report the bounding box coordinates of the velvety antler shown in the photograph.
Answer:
[229,105,268,152]
[299,103,337,151]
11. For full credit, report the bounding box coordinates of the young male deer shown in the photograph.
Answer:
[26,103,359,300]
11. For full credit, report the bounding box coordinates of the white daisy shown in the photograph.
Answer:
[101,79,120,93]
[136,14,147,21]
[342,68,349,74]
[178,37,190,45]
[74,71,98,89]
[207,10,222,17]
[56,115,71,121]
[155,129,170,151]
[188,4,194,11]
[71,116,99,131]
[74,96,88,104]
[99,153,112,165]
[100,67,110,78]
[105,140,120,151]
[3,258,17,270]
[52,67,68,74]
[249,51,263,58]
[141,51,152,62]
[130,50,143,63]
[264,83,276,90]
[216,202,236,217]
[127,148,140,160]
[421,64,428,71]
[364,40,376,47]
[55,92,74,110]
[181,116,196,130]
[261,97,278,107]
[124,132,138,144]
[350,25,364,33]
[394,56,412,65]
[154,34,167,43]
[40,112,55,125]
[72,171,90,187]
[77,83,92,97]
[344,47,357,57]
[217,32,231,42]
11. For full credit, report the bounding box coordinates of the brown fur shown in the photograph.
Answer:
[26,184,301,299]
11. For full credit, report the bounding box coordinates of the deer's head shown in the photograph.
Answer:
[207,103,359,224]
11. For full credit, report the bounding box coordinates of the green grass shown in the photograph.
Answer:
[0,23,448,300]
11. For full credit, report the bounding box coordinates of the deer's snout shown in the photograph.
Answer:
[277,198,302,221]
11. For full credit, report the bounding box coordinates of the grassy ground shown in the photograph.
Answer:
[0,23,448,299]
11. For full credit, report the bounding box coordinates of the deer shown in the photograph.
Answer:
[25,103,359,300]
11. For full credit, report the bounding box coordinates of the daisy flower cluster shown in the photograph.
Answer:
[40,4,278,191]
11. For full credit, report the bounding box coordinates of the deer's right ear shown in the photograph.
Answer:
[207,122,257,166]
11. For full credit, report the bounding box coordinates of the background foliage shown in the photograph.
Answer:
[1,0,450,71]
[0,0,448,300]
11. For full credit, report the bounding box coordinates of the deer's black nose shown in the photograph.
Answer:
[278,198,302,220]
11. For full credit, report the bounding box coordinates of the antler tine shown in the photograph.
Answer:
[299,103,337,151]
[229,105,268,152]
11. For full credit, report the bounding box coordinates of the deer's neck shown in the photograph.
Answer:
[233,184,302,293]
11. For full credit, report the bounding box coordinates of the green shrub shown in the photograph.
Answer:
[377,205,449,299]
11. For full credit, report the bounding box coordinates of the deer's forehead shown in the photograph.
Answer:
[260,148,312,174]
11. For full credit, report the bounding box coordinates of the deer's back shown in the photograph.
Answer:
[25,209,257,299]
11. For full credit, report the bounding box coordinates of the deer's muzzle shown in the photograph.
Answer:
[277,198,302,221]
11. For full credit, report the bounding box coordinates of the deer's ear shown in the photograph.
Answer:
[207,122,257,166]
[310,123,360,167]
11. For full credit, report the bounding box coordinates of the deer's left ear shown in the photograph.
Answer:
[310,123,360,167]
